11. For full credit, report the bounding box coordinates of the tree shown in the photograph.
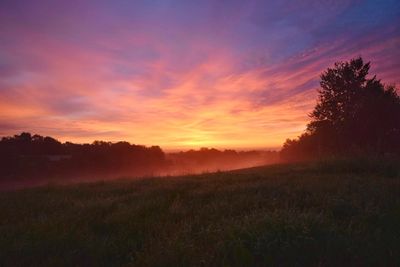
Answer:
[282,57,400,160]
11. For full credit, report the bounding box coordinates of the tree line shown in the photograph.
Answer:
[0,133,278,183]
[0,132,166,181]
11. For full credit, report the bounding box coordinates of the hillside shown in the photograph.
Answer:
[1,159,400,266]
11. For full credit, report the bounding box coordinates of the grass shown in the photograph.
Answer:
[0,160,399,266]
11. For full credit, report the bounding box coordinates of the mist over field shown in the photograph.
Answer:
[0,133,280,190]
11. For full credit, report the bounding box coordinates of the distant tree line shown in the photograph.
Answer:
[281,57,400,161]
[0,133,278,183]
[0,132,166,181]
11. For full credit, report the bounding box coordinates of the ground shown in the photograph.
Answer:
[1,159,399,266]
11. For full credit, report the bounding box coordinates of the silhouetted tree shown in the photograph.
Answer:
[282,57,400,161]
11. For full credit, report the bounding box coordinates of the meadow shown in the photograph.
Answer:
[1,159,399,266]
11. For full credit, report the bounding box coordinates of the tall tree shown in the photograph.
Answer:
[282,57,400,160]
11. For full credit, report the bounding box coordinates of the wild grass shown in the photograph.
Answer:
[0,159,399,266]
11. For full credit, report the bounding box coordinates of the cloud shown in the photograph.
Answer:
[0,0,399,149]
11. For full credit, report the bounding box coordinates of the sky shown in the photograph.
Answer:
[0,0,399,150]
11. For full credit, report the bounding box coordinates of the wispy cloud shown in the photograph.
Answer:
[0,0,399,149]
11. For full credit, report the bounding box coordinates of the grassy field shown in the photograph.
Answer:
[1,159,400,266]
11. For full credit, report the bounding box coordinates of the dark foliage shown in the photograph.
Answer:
[0,133,277,186]
[281,57,400,161]
[0,132,166,181]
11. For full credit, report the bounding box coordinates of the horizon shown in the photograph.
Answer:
[1,1,399,149]
[0,131,281,152]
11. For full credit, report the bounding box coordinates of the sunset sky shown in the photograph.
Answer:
[0,0,399,150]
